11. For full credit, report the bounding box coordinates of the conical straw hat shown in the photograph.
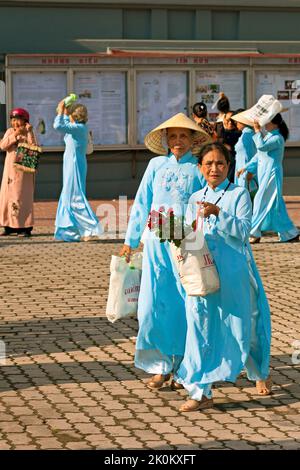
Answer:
[144,113,211,155]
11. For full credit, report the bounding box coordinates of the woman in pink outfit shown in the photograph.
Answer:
[0,108,36,237]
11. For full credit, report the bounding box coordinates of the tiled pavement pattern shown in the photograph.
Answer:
[0,200,299,450]
[33,197,300,228]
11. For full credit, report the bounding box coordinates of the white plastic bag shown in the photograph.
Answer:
[170,217,220,297]
[106,253,143,323]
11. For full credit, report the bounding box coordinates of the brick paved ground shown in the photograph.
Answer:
[33,197,300,229]
[0,199,299,450]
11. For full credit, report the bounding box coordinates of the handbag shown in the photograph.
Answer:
[86,130,94,155]
[169,215,220,296]
[106,253,143,323]
[14,131,42,173]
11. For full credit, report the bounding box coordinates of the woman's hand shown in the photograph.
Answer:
[13,126,26,140]
[197,201,220,217]
[119,244,132,263]
[253,120,261,133]
[236,168,246,178]
[56,99,65,115]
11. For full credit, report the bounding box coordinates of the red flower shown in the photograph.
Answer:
[148,210,161,230]
[150,209,160,218]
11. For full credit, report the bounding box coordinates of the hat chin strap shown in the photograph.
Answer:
[161,129,168,150]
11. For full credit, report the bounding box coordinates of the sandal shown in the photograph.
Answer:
[249,237,261,244]
[170,380,184,391]
[179,397,214,412]
[256,377,273,396]
[147,373,171,390]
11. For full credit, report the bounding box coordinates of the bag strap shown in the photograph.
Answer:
[29,129,39,147]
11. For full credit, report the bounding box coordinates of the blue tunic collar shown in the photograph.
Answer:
[205,178,230,193]
[169,151,194,164]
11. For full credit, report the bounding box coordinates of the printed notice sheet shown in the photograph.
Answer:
[74,72,127,145]
[12,72,67,147]
[195,71,245,122]
[136,71,188,144]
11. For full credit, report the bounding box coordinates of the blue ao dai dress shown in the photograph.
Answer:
[175,179,271,400]
[245,129,299,241]
[124,151,204,374]
[53,114,103,241]
[234,126,257,190]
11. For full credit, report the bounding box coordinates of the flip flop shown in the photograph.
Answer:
[179,397,214,412]
[249,237,261,244]
[170,380,184,391]
[147,373,171,390]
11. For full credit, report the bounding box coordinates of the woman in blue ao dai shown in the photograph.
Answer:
[237,114,299,244]
[119,113,209,390]
[174,142,271,412]
[233,113,257,192]
[53,100,103,242]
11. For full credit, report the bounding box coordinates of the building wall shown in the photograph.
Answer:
[1,5,300,51]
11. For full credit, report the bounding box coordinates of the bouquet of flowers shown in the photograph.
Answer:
[147,206,187,247]
[147,205,219,296]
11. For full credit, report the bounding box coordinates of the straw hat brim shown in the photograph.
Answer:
[144,113,211,155]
